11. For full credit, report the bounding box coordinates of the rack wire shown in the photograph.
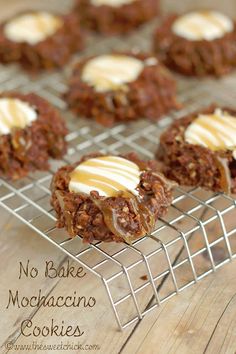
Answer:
[0,6,235,330]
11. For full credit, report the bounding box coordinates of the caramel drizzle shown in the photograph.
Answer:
[0,99,34,131]
[177,12,232,38]
[69,156,156,242]
[35,14,50,34]
[83,157,139,177]
[91,0,135,7]
[70,170,132,196]
[81,55,144,92]
[185,110,236,151]
[91,191,155,243]
[185,109,236,194]
[200,12,228,31]
[214,156,232,194]
[8,100,26,128]
[33,13,61,36]
[69,156,140,197]
[183,22,205,37]
[5,13,62,41]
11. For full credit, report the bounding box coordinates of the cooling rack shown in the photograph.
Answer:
[0,8,235,330]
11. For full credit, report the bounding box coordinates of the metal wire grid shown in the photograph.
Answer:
[0,12,235,328]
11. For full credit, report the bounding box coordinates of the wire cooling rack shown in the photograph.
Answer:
[0,6,236,330]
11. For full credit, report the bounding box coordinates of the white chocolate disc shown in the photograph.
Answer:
[185,108,236,159]
[69,156,141,197]
[172,11,234,41]
[0,98,37,135]
[81,55,144,92]
[4,12,63,45]
[91,0,136,7]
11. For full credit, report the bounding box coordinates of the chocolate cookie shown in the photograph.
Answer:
[0,92,67,179]
[157,105,236,193]
[51,153,175,243]
[153,11,236,77]
[74,0,159,35]
[0,11,84,72]
[65,53,180,126]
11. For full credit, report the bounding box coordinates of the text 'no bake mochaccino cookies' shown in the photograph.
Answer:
[51,153,175,243]
[0,11,84,71]
[0,93,67,180]
[153,11,236,77]
[157,106,236,194]
[65,53,180,126]
[74,0,159,35]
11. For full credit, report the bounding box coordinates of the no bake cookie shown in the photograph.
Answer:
[65,53,179,126]
[74,0,159,35]
[51,153,175,243]
[0,92,67,180]
[0,11,83,71]
[153,11,236,77]
[157,105,236,193]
